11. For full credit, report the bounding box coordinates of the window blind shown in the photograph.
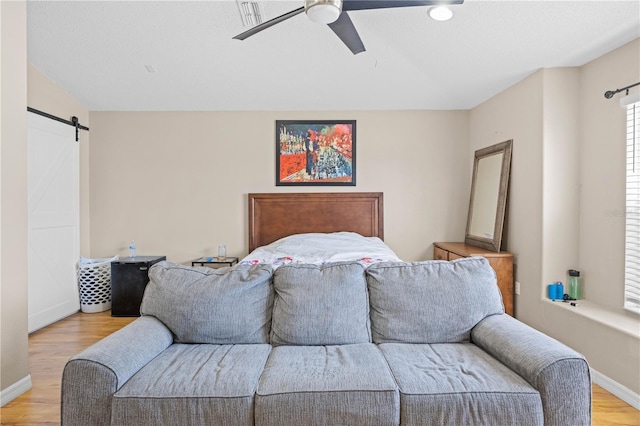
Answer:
[625,100,640,314]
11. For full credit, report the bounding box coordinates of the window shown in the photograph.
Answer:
[625,100,640,314]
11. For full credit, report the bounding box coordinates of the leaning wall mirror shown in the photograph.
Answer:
[465,139,513,252]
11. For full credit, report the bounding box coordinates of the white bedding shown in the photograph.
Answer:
[239,232,400,269]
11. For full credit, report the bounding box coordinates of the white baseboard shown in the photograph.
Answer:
[0,375,32,407]
[591,368,640,410]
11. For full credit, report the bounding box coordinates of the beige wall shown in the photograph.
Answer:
[470,70,545,320]
[541,68,581,289]
[470,38,640,395]
[88,111,470,263]
[1,0,30,398]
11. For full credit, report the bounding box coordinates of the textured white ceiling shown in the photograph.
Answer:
[27,0,640,111]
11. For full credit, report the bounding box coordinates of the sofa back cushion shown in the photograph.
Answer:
[366,257,504,343]
[270,262,371,345]
[141,261,273,344]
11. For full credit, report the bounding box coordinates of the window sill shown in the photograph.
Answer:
[544,298,640,339]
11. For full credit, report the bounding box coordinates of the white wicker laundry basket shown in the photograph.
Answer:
[77,256,118,313]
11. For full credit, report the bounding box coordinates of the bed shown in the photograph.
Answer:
[243,192,400,267]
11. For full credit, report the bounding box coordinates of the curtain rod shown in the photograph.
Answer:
[27,106,89,142]
[604,82,640,99]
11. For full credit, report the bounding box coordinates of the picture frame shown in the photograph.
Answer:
[276,120,356,186]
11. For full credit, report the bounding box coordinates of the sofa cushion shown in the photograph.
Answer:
[255,343,399,426]
[141,261,273,344]
[270,262,371,345]
[111,343,271,426]
[366,257,504,343]
[379,343,543,426]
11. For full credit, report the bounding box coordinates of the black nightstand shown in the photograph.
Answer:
[111,256,166,317]
[191,257,239,268]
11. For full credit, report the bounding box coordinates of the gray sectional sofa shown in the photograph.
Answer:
[61,257,591,425]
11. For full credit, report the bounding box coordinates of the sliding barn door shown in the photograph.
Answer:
[27,112,80,332]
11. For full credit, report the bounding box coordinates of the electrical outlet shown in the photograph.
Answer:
[515,281,521,295]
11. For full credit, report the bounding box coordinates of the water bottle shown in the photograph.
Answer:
[568,269,581,300]
[129,240,136,258]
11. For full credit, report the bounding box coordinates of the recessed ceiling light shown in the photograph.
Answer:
[428,6,453,21]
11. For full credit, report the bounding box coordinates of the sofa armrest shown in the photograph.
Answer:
[61,315,173,426]
[471,314,591,426]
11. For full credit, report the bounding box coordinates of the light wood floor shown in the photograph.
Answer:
[1,311,639,425]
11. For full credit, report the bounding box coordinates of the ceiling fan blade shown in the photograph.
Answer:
[233,7,305,40]
[328,12,365,55]
[343,0,463,11]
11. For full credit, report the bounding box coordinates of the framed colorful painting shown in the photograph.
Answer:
[276,120,356,186]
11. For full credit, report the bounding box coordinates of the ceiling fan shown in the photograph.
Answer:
[233,0,464,55]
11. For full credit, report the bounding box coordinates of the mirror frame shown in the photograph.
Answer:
[465,139,513,252]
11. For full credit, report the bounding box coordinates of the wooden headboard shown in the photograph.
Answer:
[248,192,384,252]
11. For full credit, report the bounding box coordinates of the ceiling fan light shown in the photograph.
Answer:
[305,0,342,24]
[428,6,453,21]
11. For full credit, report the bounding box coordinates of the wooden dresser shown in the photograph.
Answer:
[433,242,514,316]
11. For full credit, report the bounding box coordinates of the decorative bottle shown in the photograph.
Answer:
[129,240,136,258]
